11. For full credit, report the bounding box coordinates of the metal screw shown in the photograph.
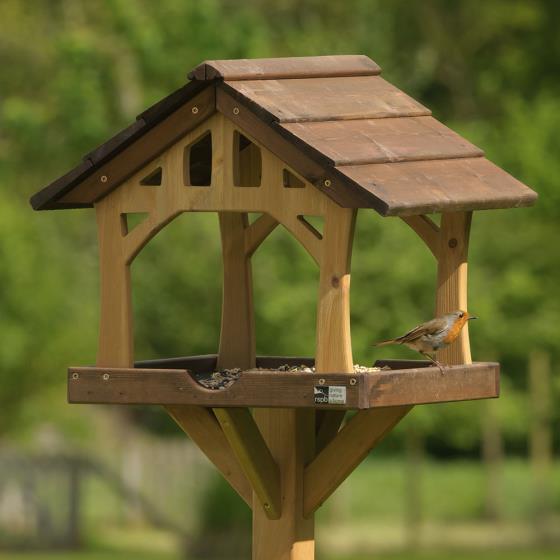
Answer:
[264,503,270,510]
[191,106,199,114]
[318,378,326,385]
[323,179,332,187]
[233,107,240,115]
[102,373,110,381]
[349,378,357,386]
[72,372,79,380]
[100,175,108,183]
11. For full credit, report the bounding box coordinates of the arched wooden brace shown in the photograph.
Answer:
[401,211,473,366]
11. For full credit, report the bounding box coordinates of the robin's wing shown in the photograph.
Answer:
[396,317,447,344]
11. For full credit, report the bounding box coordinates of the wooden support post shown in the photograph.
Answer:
[95,199,133,367]
[253,408,315,560]
[218,211,256,370]
[435,211,472,365]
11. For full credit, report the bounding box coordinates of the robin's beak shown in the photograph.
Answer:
[468,316,478,320]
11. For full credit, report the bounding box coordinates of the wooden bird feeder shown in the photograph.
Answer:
[31,55,537,558]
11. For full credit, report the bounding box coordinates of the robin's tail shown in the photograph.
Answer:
[373,338,398,347]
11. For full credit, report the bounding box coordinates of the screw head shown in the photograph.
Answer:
[264,503,270,510]
[233,107,240,115]
[191,106,199,114]
[100,175,108,183]
[72,372,79,380]
[318,378,326,385]
[102,373,110,381]
[349,378,357,386]
[323,179,332,187]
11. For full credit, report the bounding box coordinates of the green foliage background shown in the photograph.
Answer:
[1,0,558,454]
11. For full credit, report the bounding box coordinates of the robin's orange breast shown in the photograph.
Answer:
[442,316,468,344]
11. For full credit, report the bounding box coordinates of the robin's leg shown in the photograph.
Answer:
[421,351,446,375]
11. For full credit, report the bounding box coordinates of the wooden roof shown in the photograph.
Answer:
[30,55,537,216]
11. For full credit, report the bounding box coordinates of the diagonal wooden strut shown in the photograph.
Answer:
[303,405,412,517]
[166,405,252,507]
[214,407,281,519]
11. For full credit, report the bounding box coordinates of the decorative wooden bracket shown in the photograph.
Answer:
[214,408,281,519]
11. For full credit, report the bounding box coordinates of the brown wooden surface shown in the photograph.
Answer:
[214,408,281,519]
[166,405,252,506]
[303,405,412,516]
[189,55,381,81]
[68,362,499,409]
[338,157,538,216]
[253,408,315,560]
[435,211,472,365]
[225,76,431,123]
[281,116,483,166]
[59,87,215,206]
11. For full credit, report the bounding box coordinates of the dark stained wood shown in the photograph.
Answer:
[366,362,500,407]
[374,359,432,369]
[68,367,365,409]
[188,55,381,81]
[85,119,146,166]
[216,87,373,209]
[68,361,499,409]
[337,157,538,216]
[224,76,431,123]
[280,116,484,166]
[59,87,215,206]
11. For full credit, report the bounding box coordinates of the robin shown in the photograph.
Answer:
[373,310,477,372]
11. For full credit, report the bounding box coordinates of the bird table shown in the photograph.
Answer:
[30,55,536,559]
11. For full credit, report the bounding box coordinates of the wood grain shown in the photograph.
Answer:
[214,408,281,519]
[225,76,431,123]
[303,405,412,516]
[68,363,499,409]
[435,211,472,365]
[189,55,381,81]
[252,408,315,559]
[166,405,252,506]
[337,157,538,216]
[281,117,483,166]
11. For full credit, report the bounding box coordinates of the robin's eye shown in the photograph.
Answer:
[459,312,464,318]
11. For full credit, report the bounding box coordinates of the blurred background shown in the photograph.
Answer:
[1,0,559,559]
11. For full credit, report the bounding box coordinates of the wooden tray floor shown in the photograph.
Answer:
[68,355,499,410]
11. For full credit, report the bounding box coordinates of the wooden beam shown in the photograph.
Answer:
[253,408,315,560]
[436,211,472,365]
[166,405,252,507]
[315,410,346,454]
[303,405,412,516]
[95,199,133,368]
[214,408,281,519]
[244,213,279,257]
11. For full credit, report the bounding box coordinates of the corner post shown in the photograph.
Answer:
[436,211,472,365]
[95,198,133,368]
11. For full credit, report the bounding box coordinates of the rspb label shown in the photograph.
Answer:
[314,385,347,405]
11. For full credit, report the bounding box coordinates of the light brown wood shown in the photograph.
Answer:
[315,204,356,372]
[435,211,472,365]
[303,405,412,516]
[253,408,315,560]
[95,198,133,367]
[245,213,279,257]
[214,408,281,519]
[218,212,256,370]
[166,405,252,507]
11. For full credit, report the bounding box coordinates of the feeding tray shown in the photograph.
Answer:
[68,355,499,409]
